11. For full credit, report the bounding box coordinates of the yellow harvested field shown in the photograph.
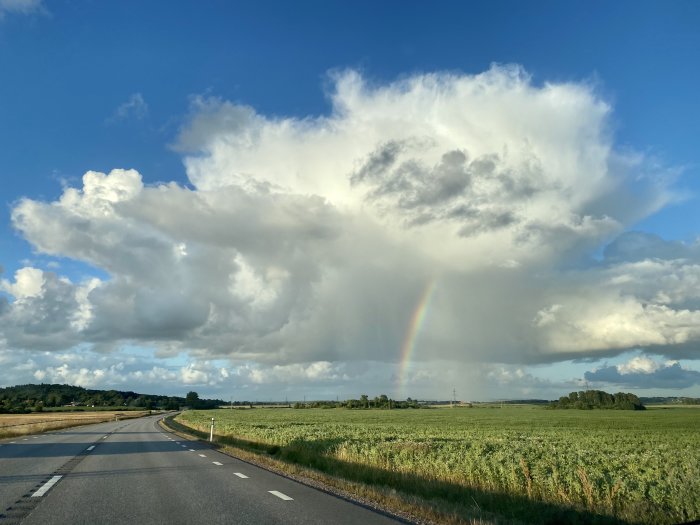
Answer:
[0,411,148,438]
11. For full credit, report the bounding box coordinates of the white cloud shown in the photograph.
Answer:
[0,0,44,18]
[109,93,149,122]
[532,258,700,359]
[585,354,700,389]
[246,361,340,384]
[0,344,235,392]
[1,267,45,299]
[617,355,662,375]
[0,268,82,350]
[484,365,579,399]
[2,66,696,399]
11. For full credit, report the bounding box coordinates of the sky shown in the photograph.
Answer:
[1,1,700,401]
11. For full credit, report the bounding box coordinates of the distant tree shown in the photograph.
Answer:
[185,391,200,409]
[163,397,180,410]
[550,390,644,410]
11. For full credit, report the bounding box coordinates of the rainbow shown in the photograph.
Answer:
[396,279,437,399]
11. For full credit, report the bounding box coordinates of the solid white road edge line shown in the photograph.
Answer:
[269,491,293,501]
[234,473,248,479]
[32,475,62,497]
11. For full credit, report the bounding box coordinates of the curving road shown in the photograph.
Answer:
[0,415,403,524]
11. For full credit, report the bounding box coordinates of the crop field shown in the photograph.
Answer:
[176,406,700,524]
[0,411,149,438]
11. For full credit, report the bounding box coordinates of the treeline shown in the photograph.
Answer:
[640,396,700,405]
[0,384,223,413]
[294,394,421,409]
[549,390,645,410]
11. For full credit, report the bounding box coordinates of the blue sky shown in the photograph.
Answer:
[1,1,700,400]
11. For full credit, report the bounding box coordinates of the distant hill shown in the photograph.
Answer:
[549,390,645,410]
[0,383,224,413]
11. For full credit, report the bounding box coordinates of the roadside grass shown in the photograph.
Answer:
[163,415,500,525]
[172,407,700,524]
[0,411,149,439]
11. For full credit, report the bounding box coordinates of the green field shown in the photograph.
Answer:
[175,406,700,524]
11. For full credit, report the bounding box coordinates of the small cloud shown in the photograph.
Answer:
[616,355,660,374]
[108,93,148,123]
[0,267,45,299]
[0,0,45,18]
[585,354,700,389]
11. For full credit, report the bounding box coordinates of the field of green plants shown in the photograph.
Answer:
[175,406,699,524]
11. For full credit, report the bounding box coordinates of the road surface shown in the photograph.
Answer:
[0,415,404,524]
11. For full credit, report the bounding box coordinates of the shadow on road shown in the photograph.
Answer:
[0,438,205,459]
[0,462,222,486]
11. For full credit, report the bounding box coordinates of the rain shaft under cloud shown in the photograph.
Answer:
[2,65,698,395]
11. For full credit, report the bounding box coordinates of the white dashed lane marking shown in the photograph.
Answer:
[212,461,223,466]
[86,445,95,451]
[32,476,62,498]
[198,454,207,458]
[181,445,187,448]
[269,491,293,501]
[189,449,195,452]
[234,473,248,479]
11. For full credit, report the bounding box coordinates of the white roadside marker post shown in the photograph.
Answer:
[210,417,214,442]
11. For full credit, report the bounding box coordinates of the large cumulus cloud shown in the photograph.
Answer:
[3,65,696,385]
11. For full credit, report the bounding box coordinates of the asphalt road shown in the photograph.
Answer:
[0,415,403,524]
